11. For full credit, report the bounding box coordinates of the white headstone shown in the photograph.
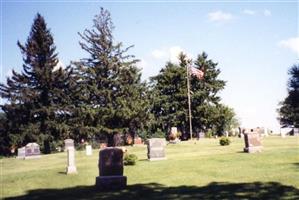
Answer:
[86,145,92,156]
[264,127,269,137]
[17,147,26,159]
[64,139,74,151]
[171,127,177,135]
[66,147,77,174]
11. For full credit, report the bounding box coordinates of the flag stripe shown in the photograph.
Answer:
[189,66,204,80]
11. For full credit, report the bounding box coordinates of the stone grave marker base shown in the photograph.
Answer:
[24,155,41,159]
[66,166,77,174]
[95,176,127,190]
[149,157,167,161]
[244,146,262,153]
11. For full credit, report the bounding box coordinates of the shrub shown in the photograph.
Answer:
[124,153,138,165]
[219,137,231,146]
[151,128,165,138]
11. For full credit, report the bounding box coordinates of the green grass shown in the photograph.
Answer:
[2,136,299,199]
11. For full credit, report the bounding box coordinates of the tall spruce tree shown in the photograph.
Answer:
[73,8,148,143]
[150,52,229,137]
[278,64,299,129]
[0,14,72,153]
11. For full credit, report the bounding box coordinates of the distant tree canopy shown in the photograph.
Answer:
[0,8,238,155]
[278,64,299,128]
[149,52,236,138]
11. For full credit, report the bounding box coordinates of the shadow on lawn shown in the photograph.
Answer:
[293,163,299,169]
[5,181,299,200]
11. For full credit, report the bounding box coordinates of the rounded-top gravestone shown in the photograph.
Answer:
[96,147,127,190]
[99,148,123,176]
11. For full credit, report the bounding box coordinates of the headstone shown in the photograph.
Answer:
[16,147,26,159]
[113,133,124,146]
[100,143,107,149]
[66,147,77,174]
[64,139,74,151]
[243,132,262,153]
[264,127,269,137]
[125,134,133,145]
[225,131,229,137]
[199,132,205,138]
[133,136,143,145]
[147,138,167,161]
[25,143,41,159]
[294,128,299,136]
[86,145,92,156]
[95,147,127,190]
[171,127,177,135]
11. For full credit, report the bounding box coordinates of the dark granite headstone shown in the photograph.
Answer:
[147,138,166,161]
[99,148,123,176]
[243,132,262,153]
[95,147,127,190]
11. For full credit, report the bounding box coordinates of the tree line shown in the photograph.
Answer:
[0,8,239,155]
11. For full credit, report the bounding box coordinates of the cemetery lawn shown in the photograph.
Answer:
[2,136,299,200]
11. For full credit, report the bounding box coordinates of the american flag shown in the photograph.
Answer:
[189,66,204,80]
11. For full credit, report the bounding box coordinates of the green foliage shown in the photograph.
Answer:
[124,153,138,165]
[205,129,214,138]
[219,137,231,146]
[278,64,299,128]
[71,8,149,141]
[150,129,165,138]
[150,52,235,137]
[211,105,238,136]
[0,13,73,154]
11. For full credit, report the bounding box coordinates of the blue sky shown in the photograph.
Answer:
[1,1,298,132]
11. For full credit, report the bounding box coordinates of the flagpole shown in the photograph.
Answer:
[186,64,193,140]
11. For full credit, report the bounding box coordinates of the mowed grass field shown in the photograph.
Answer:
[1,136,299,200]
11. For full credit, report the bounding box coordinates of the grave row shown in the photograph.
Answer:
[15,132,264,190]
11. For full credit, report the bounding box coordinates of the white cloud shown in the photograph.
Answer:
[208,11,233,22]
[151,46,193,64]
[169,46,184,63]
[278,37,299,56]
[151,49,166,59]
[263,9,271,17]
[242,9,256,15]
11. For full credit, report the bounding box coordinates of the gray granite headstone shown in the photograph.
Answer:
[95,147,127,190]
[147,138,167,161]
[25,143,41,159]
[199,132,205,138]
[243,132,262,153]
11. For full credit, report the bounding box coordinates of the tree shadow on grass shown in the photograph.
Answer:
[293,163,299,170]
[5,182,299,200]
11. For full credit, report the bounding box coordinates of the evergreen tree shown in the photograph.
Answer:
[72,8,148,143]
[278,64,299,129]
[0,13,73,153]
[150,52,229,138]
